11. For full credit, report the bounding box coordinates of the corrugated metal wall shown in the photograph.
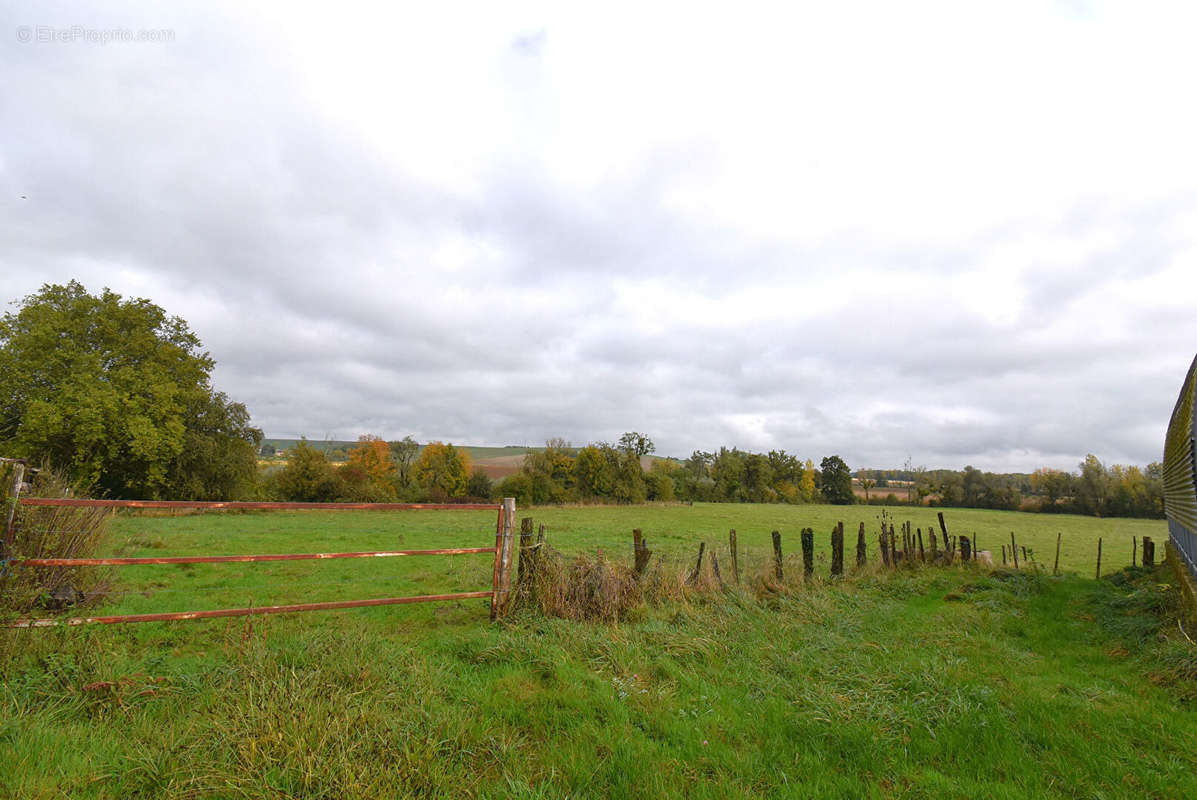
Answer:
[1164,354,1197,579]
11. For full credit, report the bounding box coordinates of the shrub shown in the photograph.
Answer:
[0,463,110,616]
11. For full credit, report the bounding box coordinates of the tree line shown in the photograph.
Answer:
[854,456,1165,518]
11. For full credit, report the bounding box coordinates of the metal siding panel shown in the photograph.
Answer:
[1165,355,1197,579]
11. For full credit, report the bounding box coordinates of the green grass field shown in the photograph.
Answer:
[2,504,1192,798]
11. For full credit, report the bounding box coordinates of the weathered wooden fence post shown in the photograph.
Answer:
[879,527,891,567]
[1095,537,1102,580]
[490,498,517,620]
[1001,544,1007,565]
[937,512,950,555]
[2,460,26,559]
[772,531,784,582]
[917,528,925,563]
[1053,532,1061,575]
[517,517,534,587]
[801,528,815,579]
[711,551,725,589]
[856,522,867,567]
[831,522,844,577]
[729,529,740,583]
[928,526,939,562]
[1132,536,1137,567]
[960,535,972,563]
[687,542,706,584]
[889,524,898,566]
[1010,532,1019,569]
[633,529,653,576]
[1143,536,1155,567]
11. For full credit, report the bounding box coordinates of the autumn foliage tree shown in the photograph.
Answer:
[414,442,472,498]
[347,436,396,483]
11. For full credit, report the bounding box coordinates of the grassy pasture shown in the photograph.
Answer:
[1,504,1192,799]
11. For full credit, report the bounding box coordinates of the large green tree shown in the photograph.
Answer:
[819,455,855,505]
[0,281,261,498]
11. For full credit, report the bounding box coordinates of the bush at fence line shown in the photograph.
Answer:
[0,464,111,615]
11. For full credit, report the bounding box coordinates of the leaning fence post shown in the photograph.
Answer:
[1095,537,1102,580]
[688,541,707,585]
[1053,532,1061,575]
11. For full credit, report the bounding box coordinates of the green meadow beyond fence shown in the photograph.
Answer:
[4,496,518,628]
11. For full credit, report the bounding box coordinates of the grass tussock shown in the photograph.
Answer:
[0,465,111,616]
[1090,565,1197,702]
[512,540,994,623]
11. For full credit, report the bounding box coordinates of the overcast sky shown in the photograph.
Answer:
[3,1,1196,472]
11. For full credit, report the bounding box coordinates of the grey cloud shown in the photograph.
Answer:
[2,3,1195,472]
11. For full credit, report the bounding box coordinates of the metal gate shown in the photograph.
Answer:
[3,494,517,628]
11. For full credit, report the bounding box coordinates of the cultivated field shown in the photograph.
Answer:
[1,504,1191,799]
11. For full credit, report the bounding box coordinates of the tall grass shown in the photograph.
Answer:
[0,465,110,615]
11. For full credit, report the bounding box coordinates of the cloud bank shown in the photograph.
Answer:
[3,1,1196,471]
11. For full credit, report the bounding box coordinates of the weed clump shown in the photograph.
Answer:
[1,464,111,616]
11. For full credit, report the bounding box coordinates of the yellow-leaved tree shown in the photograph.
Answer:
[346,435,396,484]
[414,442,472,498]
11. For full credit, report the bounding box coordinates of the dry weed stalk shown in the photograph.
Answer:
[1,464,111,614]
